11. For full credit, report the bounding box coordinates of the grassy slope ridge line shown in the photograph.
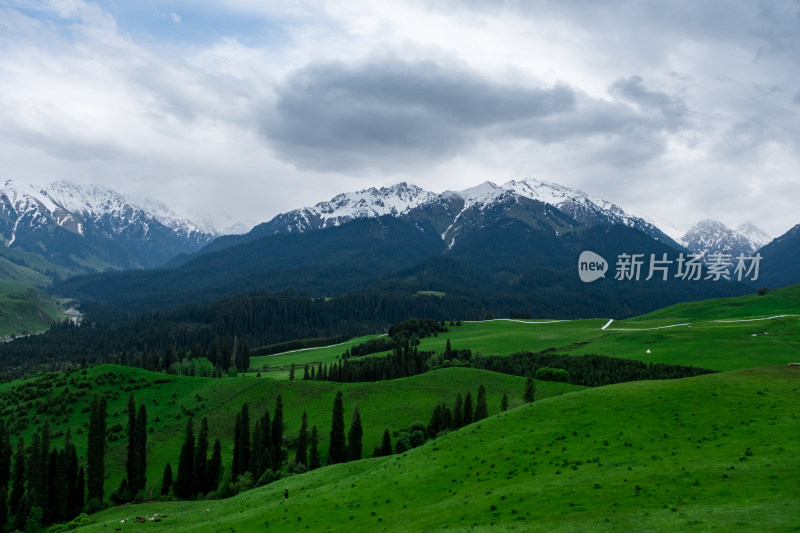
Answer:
[0,364,582,496]
[83,366,800,532]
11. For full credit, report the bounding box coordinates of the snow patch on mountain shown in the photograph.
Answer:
[736,222,771,250]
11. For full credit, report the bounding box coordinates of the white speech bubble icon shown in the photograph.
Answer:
[578,251,608,283]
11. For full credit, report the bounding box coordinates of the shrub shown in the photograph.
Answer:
[535,367,570,383]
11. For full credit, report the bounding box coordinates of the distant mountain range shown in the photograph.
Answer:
[0,179,217,282]
[58,178,768,317]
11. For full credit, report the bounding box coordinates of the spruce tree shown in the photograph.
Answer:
[161,462,173,496]
[175,418,195,499]
[524,376,535,403]
[259,409,272,473]
[239,403,251,478]
[125,393,138,495]
[206,439,222,492]
[296,411,309,467]
[347,406,363,461]
[453,393,463,428]
[271,395,284,470]
[0,486,7,532]
[462,392,474,425]
[289,363,295,381]
[249,420,263,480]
[309,426,320,470]
[75,466,85,514]
[232,412,241,480]
[193,417,209,496]
[474,385,488,421]
[136,404,147,493]
[0,420,10,491]
[303,364,310,380]
[63,431,81,519]
[501,393,509,411]
[9,438,25,519]
[328,392,346,464]
[379,429,393,457]
[87,395,107,502]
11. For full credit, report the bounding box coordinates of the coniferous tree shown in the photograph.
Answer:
[249,419,264,480]
[309,426,320,470]
[378,429,393,457]
[347,406,363,461]
[524,376,535,403]
[9,438,25,519]
[161,462,173,496]
[271,395,284,470]
[0,420,10,491]
[63,430,81,519]
[193,417,209,496]
[296,411,309,467]
[453,393,464,428]
[125,393,138,495]
[328,392,347,464]
[87,395,107,502]
[231,412,241,480]
[474,385,488,421]
[0,486,7,532]
[259,409,272,474]
[233,403,250,480]
[501,393,509,411]
[206,439,222,492]
[49,449,68,523]
[135,404,147,493]
[303,364,310,380]
[75,466,85,514]
[289,363,295,381]
[175,418,195,499]
[27,430,45,512]
[462,392,474,425]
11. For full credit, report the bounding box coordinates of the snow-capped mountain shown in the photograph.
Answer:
[0,179,217,273]
[736,222,771,251]
[254,182,438,235]
[680,219,766,259]
[249,177,680,249]
[502,178,680,247]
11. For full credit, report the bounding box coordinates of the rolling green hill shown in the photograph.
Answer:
[0,364,580,501]
[253,286,800,375]
[0,278,71,338]
[81,365,800,532]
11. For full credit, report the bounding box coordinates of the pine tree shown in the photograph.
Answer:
[9,438,25,519]
[289,363,295,381]
[125,393,138,495]
[309,426,320,470]
[524,376,535,403]
[328,392,346,464]
[49,449,67,523]
[259,409,272,474]
[271,395,284,470]
[75,466,85,513]
[453,393,463,428]
[63,431,81,519]
[175,418,195,499]
[474,385,488,421]
[160,462,173,496]
[501,393,509,411]
[192,417,209,496]
[249,419,264,480]
[303,364,310,380]
[233,403,250,479]
[206,439,222,492]
[136,404,147,493]
[296,411,309,467]
[378,429,393,457]
[87,395,107,502]
[347,406,363,461]
[0,486,7,532]
[462,392,474,425]
[0,419,10,491]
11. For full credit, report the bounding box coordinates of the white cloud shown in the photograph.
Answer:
[0,0,798,237]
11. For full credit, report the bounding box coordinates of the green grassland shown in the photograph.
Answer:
[251,286,800,379]
[82,366,800,532]
[0,364,580,501]
[0,278,72,337]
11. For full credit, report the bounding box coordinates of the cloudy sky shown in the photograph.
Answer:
[1,0,799,237]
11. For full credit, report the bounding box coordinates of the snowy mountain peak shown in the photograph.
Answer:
[736,222,771,250]
[680,219,757,259]
[447,181,509,209]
